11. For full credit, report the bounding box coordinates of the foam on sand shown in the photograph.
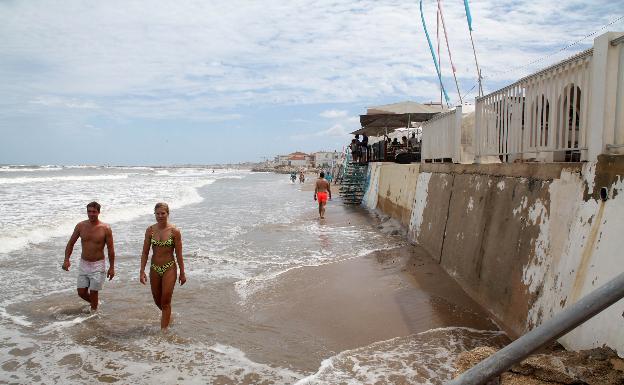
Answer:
[295,327,508,385]
[0,307,32,327]
[38,313,98,334]
[233,246,396,303]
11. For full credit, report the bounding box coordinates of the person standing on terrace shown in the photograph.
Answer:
[409,132,419,149]
[360,134,369,163]
[314,171,332,219]
[350,135,361,163]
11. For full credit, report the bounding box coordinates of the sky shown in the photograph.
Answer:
[1,0,623,165]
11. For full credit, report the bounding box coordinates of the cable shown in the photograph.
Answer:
[437,0,462,104]
[419,0,451,106]
[459,81,479,104]
[463,0,483,96]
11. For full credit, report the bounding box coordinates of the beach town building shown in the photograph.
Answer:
[287,151,308,167]
[274,152,309,167]
[275,155,290,165]
[284,151,311,167]
[313,151,341,168]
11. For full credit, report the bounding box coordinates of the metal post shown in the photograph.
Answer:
[447,271,624,385]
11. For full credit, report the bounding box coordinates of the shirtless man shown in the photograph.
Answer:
[314,171,332,219]
[63,202,115,311]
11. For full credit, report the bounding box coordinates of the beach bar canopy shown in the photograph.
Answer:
[351,101,444,137]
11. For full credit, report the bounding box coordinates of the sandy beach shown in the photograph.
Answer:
[241,196,499,373]
[0,169,502,384]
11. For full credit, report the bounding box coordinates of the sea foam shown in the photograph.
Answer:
[295,327,507,385]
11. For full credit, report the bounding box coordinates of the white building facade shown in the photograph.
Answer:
[314,151,340,167]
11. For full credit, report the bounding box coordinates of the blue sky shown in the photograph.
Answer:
[1,0,623,165]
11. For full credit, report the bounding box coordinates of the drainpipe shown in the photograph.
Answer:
[447,271,624,385]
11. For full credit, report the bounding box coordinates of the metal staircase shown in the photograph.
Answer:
[339,161,368,205]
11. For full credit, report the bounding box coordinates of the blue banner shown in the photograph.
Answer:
[419,0,450,105]
[464,0,473,31]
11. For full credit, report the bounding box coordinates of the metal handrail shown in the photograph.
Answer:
[447,271,624,385]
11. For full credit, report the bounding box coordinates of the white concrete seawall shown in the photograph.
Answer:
[362,157,624,355]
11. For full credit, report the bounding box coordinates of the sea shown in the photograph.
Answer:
[0,165,504,384]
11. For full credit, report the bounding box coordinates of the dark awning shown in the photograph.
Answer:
[352,113,440,136]
[351,101,444,137]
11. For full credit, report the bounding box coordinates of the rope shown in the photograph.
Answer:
[463,0,483,96]
[437,7,442,106]
[437,0,462,104]
[419,0,451,106]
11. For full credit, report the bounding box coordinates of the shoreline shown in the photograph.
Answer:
[2,170,506,384]
[243,239,500,373]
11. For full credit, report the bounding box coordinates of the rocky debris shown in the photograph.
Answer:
[375,215,406,237]
[454,346,624,384]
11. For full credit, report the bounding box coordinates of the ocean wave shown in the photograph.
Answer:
[0,331,304,384]
[0,218,86,256]
[0,174,130,185]
[156,170,248,178]
[295,327,507,385]
[0,165,64,172]
[0,179,216,255]
[62,165,101,169]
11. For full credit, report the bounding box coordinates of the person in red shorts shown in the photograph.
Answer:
[314,171,332,219]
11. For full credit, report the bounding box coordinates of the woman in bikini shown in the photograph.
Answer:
[139,202,186,329]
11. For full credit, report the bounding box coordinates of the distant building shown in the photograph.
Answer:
[314,151,340,167]
[287,151,310,167]
[273,151,340,168]
[276,155,290,165]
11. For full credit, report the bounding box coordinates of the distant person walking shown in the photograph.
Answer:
[139,202,186,330]
[63,201,115,311]
[299,171,305,183]
[314,171,332,219]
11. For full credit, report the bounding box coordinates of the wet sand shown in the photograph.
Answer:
[299,173,340,193]
[242,195,500,371]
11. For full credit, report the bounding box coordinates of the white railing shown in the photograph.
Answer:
[607,35,624,154]
[475,49,592,162]
[422,106,462,163]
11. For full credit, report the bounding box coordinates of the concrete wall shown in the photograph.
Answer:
[366,156,624,355]
[523,156,624,352]
[374,163,420,226]
[362,162,382,210]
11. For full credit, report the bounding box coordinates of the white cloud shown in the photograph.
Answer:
[320,109,348,118]
[1,1,622,122]
[321,123,351,137]
[290,123,353,141]
[30,96,99,109]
